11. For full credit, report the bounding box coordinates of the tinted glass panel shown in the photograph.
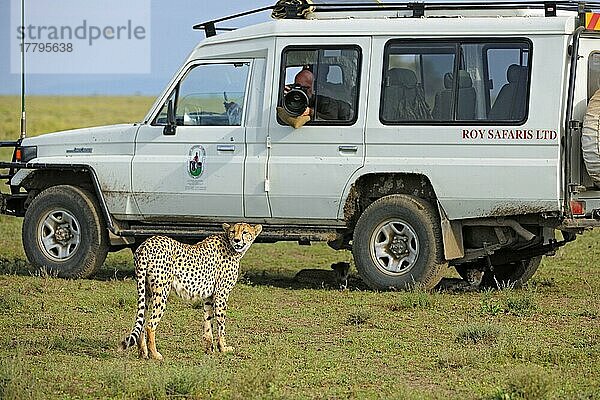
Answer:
[380,40,531,124]
[589,52,600,100]
[382,43,455,122]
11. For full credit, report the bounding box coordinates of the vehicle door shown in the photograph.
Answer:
[573,34,600,186]
[132,61,251,219]
[266,38,370,220]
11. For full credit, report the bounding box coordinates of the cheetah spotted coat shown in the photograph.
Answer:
[119,222,261,359]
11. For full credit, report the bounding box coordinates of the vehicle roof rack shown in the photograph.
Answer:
[193,1,600,38]
[193,5,275,38]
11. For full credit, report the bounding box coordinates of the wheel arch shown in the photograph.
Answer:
[16,165,118,235]
[339,171,464,261]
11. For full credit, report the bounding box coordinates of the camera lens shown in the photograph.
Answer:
[283,88,309,117]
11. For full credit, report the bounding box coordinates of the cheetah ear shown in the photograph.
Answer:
[254,224,263,235]
[222,223,231,231]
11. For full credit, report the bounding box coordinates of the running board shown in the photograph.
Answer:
[119,223,344,243]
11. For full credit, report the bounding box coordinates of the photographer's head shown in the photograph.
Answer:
[294,69,314,98]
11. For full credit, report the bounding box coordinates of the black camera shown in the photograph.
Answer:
[283,84,310,117]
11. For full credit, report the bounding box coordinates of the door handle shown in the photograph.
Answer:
[338,145,358,152]
[217,144,236,152]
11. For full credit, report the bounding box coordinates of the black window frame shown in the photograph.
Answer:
[379,38,533,126]
[277,45,362,127]
[482,42,531,116]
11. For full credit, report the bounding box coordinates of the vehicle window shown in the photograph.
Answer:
[279,47,361,124]
[589,52,600,100]
[381,42,455,122]
[380,40,531,124]
[155,62,249,126]
[483,44,530,121]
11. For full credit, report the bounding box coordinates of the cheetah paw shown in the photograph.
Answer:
[219,346,234,353]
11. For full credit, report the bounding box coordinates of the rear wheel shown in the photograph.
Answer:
[23,185,109,278]
[352,194,446,290]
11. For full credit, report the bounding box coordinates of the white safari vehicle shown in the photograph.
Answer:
[4,0,600,289]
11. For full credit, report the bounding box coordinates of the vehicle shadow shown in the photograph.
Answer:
[240,269,370,291]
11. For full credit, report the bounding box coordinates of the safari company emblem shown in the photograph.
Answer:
[188,145,206,178]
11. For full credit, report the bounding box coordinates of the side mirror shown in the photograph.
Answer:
[163,100,176,135]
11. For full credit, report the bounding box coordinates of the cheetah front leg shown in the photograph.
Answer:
[213,296,233,353]
[202,297,215,354]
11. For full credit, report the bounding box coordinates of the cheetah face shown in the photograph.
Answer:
[222,223,262,253]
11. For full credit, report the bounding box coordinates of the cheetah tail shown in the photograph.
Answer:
[119,263,147,351]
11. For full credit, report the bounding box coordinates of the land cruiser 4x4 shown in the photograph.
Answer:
[3,0,600,290]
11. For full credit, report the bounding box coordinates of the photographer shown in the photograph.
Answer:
[284,69,351,121]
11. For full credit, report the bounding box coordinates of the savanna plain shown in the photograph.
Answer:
[0,96,598,399]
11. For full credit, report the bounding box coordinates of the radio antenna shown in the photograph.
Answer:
[19,0,26,140]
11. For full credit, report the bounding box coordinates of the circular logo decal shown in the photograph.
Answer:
[188,145,206,178]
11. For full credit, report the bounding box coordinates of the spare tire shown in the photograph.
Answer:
[582,89,600,186]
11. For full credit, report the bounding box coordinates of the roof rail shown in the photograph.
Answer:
[193,5,274,38]
[193,1,600,38]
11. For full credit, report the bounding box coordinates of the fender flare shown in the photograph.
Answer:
[8,162,120,235]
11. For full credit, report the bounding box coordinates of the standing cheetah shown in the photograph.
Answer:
[119,222,262,360]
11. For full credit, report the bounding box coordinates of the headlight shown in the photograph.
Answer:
[15,146,37,163]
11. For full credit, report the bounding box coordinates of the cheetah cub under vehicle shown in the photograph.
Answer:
[119,222,262,360]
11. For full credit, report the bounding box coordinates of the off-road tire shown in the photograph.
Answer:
[484,256,542,288]
[352,194,446,290]
[456,256,542,288]
[23,185,109,278]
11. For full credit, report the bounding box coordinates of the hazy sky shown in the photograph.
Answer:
[0,1,273,95]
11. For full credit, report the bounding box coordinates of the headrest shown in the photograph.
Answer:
[444,73,453,89]
[507,64,525,83]
[388,68,417,87]
[443,70,473,89]
[457,70,473,88]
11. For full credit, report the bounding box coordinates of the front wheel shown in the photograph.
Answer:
[352,194,446,290]
[22,185,109,278]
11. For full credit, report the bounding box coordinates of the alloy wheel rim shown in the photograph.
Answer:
[369,219,419,275]
[37,209,81,262]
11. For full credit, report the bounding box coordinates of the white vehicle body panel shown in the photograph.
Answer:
[11,13,599,226]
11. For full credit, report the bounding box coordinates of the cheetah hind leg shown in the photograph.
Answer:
[137,328,148,359]
[145,326,163,361]
[202,297,215,354]
[145,289,169,361]
[137,291,150,359]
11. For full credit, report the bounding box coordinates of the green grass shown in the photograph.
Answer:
[0,96,599,399]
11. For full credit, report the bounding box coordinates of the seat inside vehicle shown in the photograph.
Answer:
[489,64,528,121]
[433,70,476,120]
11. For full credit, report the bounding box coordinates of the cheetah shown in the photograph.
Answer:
[436,268,484,292]
[294,262,351,290]
[119,222,262,360]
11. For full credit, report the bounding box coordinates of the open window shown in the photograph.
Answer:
[154,62,250,127]
[279,46,361,125]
